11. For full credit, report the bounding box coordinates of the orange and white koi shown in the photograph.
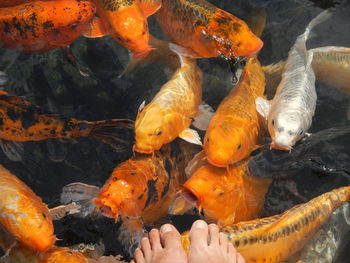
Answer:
[203,57,265,167]
[182,186,350,263]
[84,0,161,58]
[0,165,55,252]
[0,0,96,53]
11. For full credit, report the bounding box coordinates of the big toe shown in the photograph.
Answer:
[189,220,209,247]
[159,224,183,249]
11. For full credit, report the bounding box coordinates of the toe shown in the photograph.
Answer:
[141,237,152,262]
[159,224,183,249]
[134,247,146,263]
[208,224,219,246]
[149,228,162,251]
[228,243,239,262]
[237,253,246,263]
[189,220,209,247]
[219,232,228,252]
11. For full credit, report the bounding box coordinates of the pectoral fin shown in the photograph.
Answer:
[255,97,271,120]
[0,139,24,162]
[139,0,162,17]
[192,102,214,131]
[179,128,202,145]
[169,43,199,58]
[83,17,109,38]
[168,193,194,215]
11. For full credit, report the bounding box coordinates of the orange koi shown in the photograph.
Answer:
[155,0,263,72]
[84,0,161,58]
[171,158,271,226]
[0,0,96,53]
[0,92,133,160]
[0,0,34,7]
[0,165,54,252]
[204,57,265,167]
[4,244,89,263]
[182,186,350,263]
[134,53,203,154]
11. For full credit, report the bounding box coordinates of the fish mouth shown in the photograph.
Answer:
[270,142,292,152]
[181,189,199,208]
[133,144,154,154]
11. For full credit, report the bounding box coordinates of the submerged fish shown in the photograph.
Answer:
[63,141,199,255]
[256,11,331,151]
[0,165,54,252]
[171,158,271,226]
[182,186,350,263]
[155,0,263,77]
[0,0,96,53]
[134,52,204,154]
[0,92,133,160]
[2,244,89,263]
[84,0,161,58]
[204,57,265,167]
[264,46,350,97]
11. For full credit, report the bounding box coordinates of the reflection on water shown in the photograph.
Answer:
[0,0,349,261]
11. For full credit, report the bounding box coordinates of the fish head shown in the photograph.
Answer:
[134,105,184,153]
[208,10,263,59]
[268,113,306,151]
[94,173,143,219]
[204,117,248,166]
[182,164,235,223]
[111,5,152,58]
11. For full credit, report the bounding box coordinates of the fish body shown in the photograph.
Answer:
[134,54,202,154]
[256,11,331,151]
[155,0,263,60]
[263,46,350,98]
[0,0,33,7]
[182,186,350,263]
[88,0,160,58]
[0,0,96,53]
[95,141,197,224]
[178,159,271,225]
[0,165,54,252]
[0,93,132,148]
[3,244,88,263]
[204,57,265,167]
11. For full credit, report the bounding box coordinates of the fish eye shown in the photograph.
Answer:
[237,144,241,150]
[288,130,293,136]
[299,130,303,135]
[155,129,162,136]
[272,119,275,126]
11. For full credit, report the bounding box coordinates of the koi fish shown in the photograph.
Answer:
[0,165,54,252]
[134,52,207,154]
[256,10,331,151]
[182,186,350,263]
[155,0,263,78]
[2,244,89,263]
[84,0,161,58]
[0,92,133,161]
[0,0,96,53]
[203,57,265,167]
[62,141,199,255]
[264,46,350,98]
[0,0,33,7]
[170,158,271,226]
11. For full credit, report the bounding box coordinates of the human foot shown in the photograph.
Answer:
[188,220,245,263]
[132,224,187,263]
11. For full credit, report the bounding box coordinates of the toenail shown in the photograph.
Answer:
[193,220,207,229]
[160,224,173,233]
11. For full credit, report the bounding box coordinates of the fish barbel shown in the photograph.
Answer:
[173,158,271,225]
[256,10,331,151]
[204,57,265,167]
[0,165,55,252]
[264,46,350,97]
[134,52,203,154]
[0,92,133,159]
[155,0,263,62]
[0,0,96,53]
[182,186,350,263]
[85,0,161,58]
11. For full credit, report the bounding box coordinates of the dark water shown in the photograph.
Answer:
[0,0,349,261]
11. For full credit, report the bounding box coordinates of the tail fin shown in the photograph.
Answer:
[304,10,332,38]
[88,119,134,151]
